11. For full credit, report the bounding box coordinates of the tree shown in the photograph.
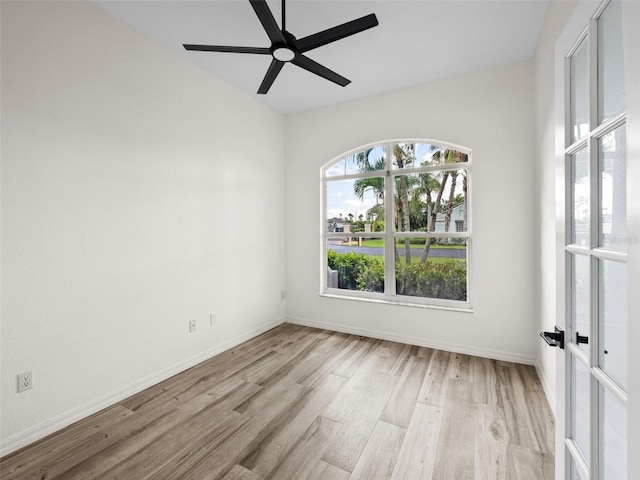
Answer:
[366,204,384,231]
[410,171,441,230]
[444,171,458,235]
[419,149,467,262]
[353,155,385,205]
[393,144,416,263]
[351,144,467,263]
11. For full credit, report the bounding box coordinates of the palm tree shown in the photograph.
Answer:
[419,149,467,262]
[443,171,459,237]
[411,171,441,229]
[392,144,416,263]
[353,155,385,204]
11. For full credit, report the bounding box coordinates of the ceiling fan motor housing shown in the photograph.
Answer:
[271,31,297,62]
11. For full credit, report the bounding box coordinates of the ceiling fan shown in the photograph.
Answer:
[183,0,379,94]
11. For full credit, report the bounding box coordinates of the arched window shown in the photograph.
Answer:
[322,140,471,309]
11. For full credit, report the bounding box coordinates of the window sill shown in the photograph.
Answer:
[319,292,474,313]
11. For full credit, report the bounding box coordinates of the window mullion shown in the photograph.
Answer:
[384,142,395,298]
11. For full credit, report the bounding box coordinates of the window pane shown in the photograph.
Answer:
[570,38,589,142]
[601,387,627,480]
[599,259,627,390]
[394,170,467,233]
[571,148,590,246]
[326,147,386,177]
[326,178,384,232]
[598,0,625,124]
[599,125,627,251]
[572,254,590,356]
[391,143,418,170]
[402,144,469,169]
[327,239,384,293]
[345,147,386,175]
[572,356,590,464]
[395,238,467,301]
[325,159,345,177]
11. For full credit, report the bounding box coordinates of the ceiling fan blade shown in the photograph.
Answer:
[295,13,378,53]
[258,59,285,94]
[292,54,350,87]
[183,44,271,55]
[249,0,286,45]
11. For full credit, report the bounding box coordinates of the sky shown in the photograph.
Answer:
[326,179,379,221]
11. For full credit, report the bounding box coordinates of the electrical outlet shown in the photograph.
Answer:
[189,319,196,333]
[210,312,216,326]
[17,371,33,393]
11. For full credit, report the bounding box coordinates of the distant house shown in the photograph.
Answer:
[433,203,466,233]
[327,217,344,233]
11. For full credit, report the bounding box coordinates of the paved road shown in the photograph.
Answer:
[328,245,466,258]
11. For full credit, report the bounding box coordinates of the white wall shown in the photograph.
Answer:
[0,1,285,454]
[532,0,578,412]
[284,61,537,363]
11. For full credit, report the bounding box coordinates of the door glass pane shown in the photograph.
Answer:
[326,239,384,293]
[572,254,590,355]
[395,238,467,301]
[572,357,590,464]
[601,388,627,480]
[571,458,588,480]
[599,125,627,251]
[571,38,589,143]
[598,0,625,124]
[599,259,627,390]
[571,148,590,246]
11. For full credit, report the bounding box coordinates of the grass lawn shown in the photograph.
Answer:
[399,257,466,265]
[331,250,465,266]
[360,239,467,249]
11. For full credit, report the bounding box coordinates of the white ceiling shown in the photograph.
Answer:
[93,0,549,115]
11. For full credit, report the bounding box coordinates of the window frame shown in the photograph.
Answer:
[321,139,473,310]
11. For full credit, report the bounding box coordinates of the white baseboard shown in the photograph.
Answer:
[287,316,536,366]
[535,361,556,417]
[0,317,285,457]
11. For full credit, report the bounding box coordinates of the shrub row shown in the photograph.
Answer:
[395,261,466,300]
[327,250,466,300]
[327,250,384,292]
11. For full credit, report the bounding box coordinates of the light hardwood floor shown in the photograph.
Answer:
[0,324,555,480]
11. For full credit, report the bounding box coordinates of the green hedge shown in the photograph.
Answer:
[327,250,384,292]
[395,261,466,300]
[327,250,466,300]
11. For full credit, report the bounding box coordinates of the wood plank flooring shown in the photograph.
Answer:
[0,324,555,480]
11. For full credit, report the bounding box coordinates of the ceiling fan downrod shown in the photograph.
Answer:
[282,0,286,32]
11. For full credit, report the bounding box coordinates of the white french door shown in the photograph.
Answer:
[555,1,630,479]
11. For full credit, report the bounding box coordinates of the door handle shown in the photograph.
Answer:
[540,326,565,349]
